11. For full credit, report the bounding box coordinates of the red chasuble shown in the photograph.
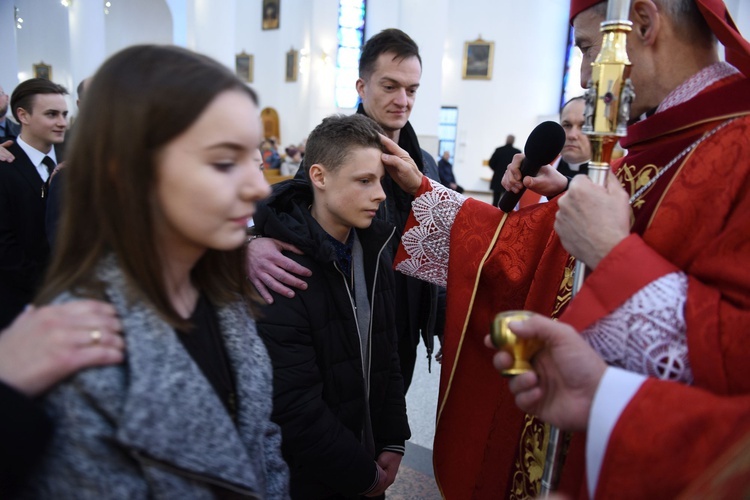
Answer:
[394,75,750,499]
[597,381,750,499]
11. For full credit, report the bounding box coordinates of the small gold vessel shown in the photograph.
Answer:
[491,310,543,376]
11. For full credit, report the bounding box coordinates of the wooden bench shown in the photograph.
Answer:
[263,169,295,185]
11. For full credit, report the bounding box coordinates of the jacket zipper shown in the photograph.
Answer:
[130,449,262,499]
[336,263,365,383]
[337,226,396,394]
[367,226,397,393]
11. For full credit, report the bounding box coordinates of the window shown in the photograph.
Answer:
[336,0,366,108]
[438,106,458,158]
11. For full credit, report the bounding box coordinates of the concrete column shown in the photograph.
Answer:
[165,0,188,47]
[68,0,106,92]
[0,2,20,91]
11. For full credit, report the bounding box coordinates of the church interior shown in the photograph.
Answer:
[2,0,750,497]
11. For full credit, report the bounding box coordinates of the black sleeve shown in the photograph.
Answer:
[0,382,54,496]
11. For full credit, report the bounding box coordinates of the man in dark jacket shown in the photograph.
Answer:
[255,114,410,499]
[437,150,463,193]
[248,28,441,392]
[488,134,521,206]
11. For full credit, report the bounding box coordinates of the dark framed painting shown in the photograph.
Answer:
[285,48,298,82]
[462,38,494,80]
[262,0,279,30]
[33,62,52,80]
[235,52,253,83]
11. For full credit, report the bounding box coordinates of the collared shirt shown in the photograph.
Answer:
[326,230,354,282]
[17,136,57,182]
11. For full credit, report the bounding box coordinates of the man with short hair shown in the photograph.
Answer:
[247,29,441,392]
[0,78,68,329]
[520,97,592,207]
[437,150,463,193]
[377,0,750,496]
[488,134,521,206]
[556,96,591,178]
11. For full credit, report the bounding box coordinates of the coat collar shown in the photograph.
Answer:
[76,256,270,494]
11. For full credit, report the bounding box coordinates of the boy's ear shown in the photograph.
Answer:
[308,163,326,189]
[16,107,31,126]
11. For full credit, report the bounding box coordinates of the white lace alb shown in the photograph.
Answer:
[394,179,465,287]
[583,272,692,383]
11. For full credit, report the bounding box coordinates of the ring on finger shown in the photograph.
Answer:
[89,329,102,345]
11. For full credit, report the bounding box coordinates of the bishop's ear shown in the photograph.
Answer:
[630,0,660,45]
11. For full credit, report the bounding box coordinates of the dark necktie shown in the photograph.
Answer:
[41,156,56,198]
[41,156,56,177]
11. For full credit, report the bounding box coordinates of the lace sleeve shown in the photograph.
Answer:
[394,179,466,287]
[583,271,692,384]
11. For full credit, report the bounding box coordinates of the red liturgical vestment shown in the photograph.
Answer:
[394,72,750,499]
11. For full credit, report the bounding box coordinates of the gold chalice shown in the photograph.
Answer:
[491,310,543,376]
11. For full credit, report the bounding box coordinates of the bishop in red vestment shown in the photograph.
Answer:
[386,0,750,497]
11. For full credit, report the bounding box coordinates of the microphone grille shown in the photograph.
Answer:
[524,121,566,166]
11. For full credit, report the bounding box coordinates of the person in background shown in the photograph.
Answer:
[0,78,68,330]
[279,145,302,176]
[556,96,591,179]
[261,137,281,170]
[488,134,520,206]
[520,96,592,208]
[21,44,288,498]
[437,150,463,193]
[0,84,20,142]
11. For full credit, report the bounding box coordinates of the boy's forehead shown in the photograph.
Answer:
[335,146,384,171]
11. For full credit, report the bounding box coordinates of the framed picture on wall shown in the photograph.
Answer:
[33,62,52,80]
[262,0,280,30]
[235,52,253,83]
[285,48,298,82]
[462,38,494,80]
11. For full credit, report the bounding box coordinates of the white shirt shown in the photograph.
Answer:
[586,367,646,497]
[17,136,57,183]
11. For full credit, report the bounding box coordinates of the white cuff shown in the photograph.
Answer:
[586,367,646,497]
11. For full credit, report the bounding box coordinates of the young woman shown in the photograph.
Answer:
[24,45,289,498]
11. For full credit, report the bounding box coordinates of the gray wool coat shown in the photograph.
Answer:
[18,257,290,499]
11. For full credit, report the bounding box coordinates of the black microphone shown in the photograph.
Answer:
[497,121,566,212]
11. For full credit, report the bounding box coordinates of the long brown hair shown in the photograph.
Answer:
[36,45,259,327]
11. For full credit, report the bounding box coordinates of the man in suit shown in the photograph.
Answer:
[488,134,521,206]
[0,85,21,143]
[0,78,68,329]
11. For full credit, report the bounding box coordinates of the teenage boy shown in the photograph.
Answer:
[254,114,410,499]
[0,79,68,329]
